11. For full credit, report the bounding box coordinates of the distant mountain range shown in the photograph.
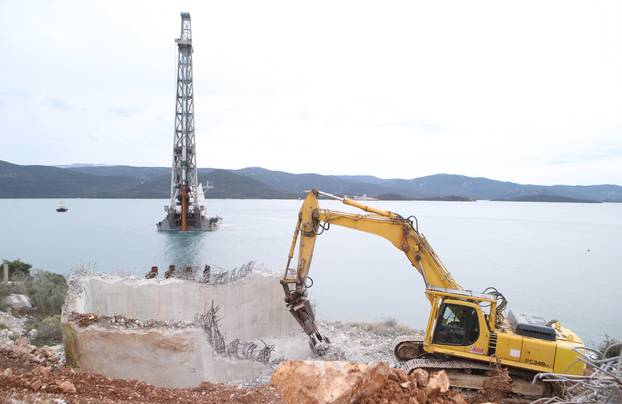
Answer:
[0,160,620,202]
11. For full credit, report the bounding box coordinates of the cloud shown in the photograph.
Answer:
[0,0,621,185]
[362,120,446,132]
[107,106,144,118]
[546,142,622,165]
[41,97,84,112]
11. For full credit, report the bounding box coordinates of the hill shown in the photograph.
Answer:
[0,161,288,199]
[1,161,621,201]
[494,194,600,203]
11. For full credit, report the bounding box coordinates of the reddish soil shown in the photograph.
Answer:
[357,367,468,404]
[0,358,282,403]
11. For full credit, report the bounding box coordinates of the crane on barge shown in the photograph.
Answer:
[157,12,221,232]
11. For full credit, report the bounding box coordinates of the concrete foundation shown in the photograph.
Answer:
[62,272,298,387]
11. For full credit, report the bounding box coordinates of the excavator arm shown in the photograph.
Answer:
[280,189,462,354]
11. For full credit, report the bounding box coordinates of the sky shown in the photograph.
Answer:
[0,1,620,185]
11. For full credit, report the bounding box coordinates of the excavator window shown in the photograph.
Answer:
[432,303,479,346]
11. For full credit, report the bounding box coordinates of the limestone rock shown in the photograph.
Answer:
[34,366,51,377]
[15,336,29,346]
[450,394,469,404]
[58,380,77,394]
[272,360,389,404]
[2,294,32,311]
[30,380,43,391]
[427,370,450,393]
[0,310,26,337]
[410,368,429,388]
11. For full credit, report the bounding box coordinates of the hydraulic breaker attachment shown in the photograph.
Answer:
[281,284,330,355]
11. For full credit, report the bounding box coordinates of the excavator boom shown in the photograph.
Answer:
[281,189,460,353]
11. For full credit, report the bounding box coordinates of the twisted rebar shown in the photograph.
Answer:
[194,300,275,364]
[532,342,622,403]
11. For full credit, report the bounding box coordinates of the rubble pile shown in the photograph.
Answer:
[0,336,62,369]
[533,342,622,403]
[272,360,468,404]
[68,312,195,329]
[0,363,281,403]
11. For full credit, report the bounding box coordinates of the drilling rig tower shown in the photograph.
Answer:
[157,12,221,232]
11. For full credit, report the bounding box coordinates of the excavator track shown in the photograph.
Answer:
[393,335,425,361]
[399,357,492,373]
[398,357,548,398]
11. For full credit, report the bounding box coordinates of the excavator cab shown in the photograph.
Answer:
[422,288,496,360]
[433,302,480,346]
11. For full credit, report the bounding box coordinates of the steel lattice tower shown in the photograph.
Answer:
[157,12,221,231]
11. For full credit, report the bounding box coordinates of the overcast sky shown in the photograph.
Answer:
[0,1,620,185]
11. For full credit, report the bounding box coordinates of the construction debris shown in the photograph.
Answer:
[272,360,467,404]
[0,334,63,370]
[532,342,622,403]
[195,300,276,364]
[62,271,298,386]
[0,360,281,403]
[68,312,196,329]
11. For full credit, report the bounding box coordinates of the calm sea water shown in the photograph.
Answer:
[1,199,620,342]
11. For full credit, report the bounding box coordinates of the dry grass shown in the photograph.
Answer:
[340,318,422,337]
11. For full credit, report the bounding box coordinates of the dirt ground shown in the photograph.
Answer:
[0,353,282,404]
[0,341,529,404]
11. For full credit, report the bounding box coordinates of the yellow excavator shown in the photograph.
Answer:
[280,189,585,388]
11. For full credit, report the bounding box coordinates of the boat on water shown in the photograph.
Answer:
[56,201,68,212]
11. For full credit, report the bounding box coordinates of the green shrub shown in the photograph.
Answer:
[1,259,32,281]
[25,270,67,316]
[33,314,62,346]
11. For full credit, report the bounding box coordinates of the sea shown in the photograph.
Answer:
[1,198,620,343]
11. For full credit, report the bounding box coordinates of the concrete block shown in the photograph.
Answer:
[62,272,298,387]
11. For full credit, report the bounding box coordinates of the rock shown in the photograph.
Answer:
[28,328,38,340]
[2,368,13,377]
[34,366,51,377]
[2,294,32,311]
[427,370,450,393]
[15,343,36,355]
[58,380,77,394]
[450,394,469,404]
[15,336,29,346]
[0,311,26,337]
[410,368,429,388]
[400,381,412,389]
[272,360,389,404]
[30,380,43,391]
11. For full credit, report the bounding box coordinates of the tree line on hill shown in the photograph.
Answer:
[1,160,621,202]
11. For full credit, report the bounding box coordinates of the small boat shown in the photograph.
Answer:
[56,201,68,212]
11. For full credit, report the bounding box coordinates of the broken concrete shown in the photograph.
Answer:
[62,271,298,387]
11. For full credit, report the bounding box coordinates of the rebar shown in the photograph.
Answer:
[194,299,275,364]
[210,261,255,284]
[532,342,622,403]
